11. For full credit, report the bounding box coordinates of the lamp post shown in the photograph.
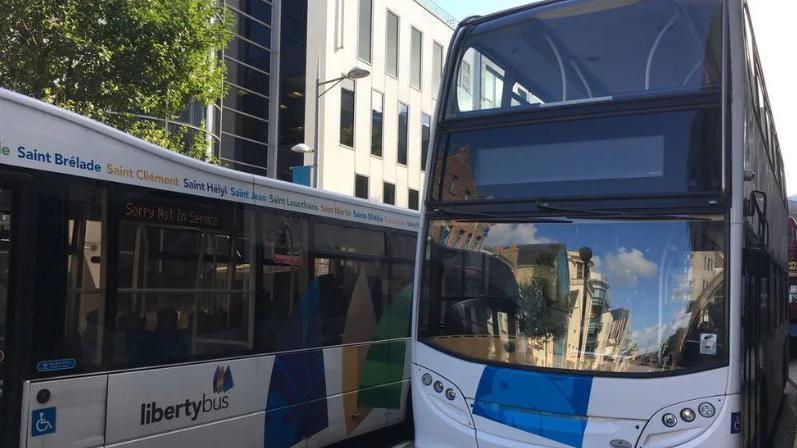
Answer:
[577,246,593,364]
[291,67,371,188]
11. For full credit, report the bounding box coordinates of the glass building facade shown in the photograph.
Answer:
[210,0,307,180]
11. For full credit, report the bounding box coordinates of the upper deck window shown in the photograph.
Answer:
[447,0,722,117]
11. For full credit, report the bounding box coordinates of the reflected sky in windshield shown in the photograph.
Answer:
[420,218,727,374]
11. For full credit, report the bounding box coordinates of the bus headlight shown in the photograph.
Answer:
[422,373,433,386]
[445,388,457,401]
[698,402,716,418]
[680,408,696,422]
[433,381,444,393]
[662,413,678,427]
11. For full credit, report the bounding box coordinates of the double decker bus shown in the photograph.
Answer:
[0,89,418,448]
[412,1,789,447]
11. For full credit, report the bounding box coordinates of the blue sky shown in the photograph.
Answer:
[434,0,531,21]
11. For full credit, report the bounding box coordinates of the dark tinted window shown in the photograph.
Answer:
[421,113,431,171]
[432,108,722,202]
[230,8,271,49]
[223,84,269,120]
[409,189,419,210]
[226,37,270,72]
[256,211,311,352]
[355,175,369,199]
[225,58,270,97]
[31,178,108,374]
[372,91,383,156]
[340,79,355,147]
[310,223,414,346]
[114,192,254,368]
[447,0,722,117]
[227,0,272,25]
[222,108,268,143]
[384,182,396,205]
[398,103,408,165]
[220,134,268,168]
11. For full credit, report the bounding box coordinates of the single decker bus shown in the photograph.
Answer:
[0,88,418,448]
[412,1,789,448]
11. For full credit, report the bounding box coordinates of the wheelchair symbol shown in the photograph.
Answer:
[36,412,53,432]
[31,407,56,437]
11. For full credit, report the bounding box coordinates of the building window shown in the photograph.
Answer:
[409,189,419,210]
[355,174,369,199]
[410,28,423,89]
[371,90,383,157]
[335,0,345,50]
[397,102,408,165]
[459,60,471,93]
[357,0,372,63]
[386,11,399,78]
[421,113,431,171]
[383,182,396,205]
[433,42,444,96]
[340,79,355,147]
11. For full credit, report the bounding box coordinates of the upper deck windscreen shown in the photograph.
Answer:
[446,0,722,117]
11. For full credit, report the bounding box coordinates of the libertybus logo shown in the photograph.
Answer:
[213,365,234,393]
[139,366,233,426]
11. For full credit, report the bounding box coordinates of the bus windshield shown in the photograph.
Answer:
[418,217,727,375]
[446,0,722,117]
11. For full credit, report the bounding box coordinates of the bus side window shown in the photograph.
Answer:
[256,210,311,353]
[31,176,108,374]
[112,191,254,368]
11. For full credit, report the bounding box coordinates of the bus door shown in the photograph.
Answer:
[0,173,35,448]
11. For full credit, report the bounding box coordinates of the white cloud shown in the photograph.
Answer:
[604,247,658,287]
[486,223,554,247]
[631,309,692,355]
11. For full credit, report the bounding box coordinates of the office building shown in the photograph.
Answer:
[301,0,455,208]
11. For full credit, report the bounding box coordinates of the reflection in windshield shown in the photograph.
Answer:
[450,0,722,115]
[419,219,727,374]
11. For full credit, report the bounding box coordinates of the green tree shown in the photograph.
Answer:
[0,0,233,159]
[516,276,573,340]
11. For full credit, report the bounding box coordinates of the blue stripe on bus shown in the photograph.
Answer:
[472,366,593,448]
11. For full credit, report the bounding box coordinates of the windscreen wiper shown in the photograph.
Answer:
[534,200,713,221]
[430,205,572,223]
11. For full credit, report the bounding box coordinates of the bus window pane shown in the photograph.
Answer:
[420,218,728,376]
[256,211,311,353]
[314,222,385,256]
[113,195,254,368]
[0,189,9,398]
[30,180,108,374]
[447,0,722,117]
[433,109,722,201]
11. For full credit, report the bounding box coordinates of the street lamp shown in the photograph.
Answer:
[577,246,593,365]
[291,67,371,188]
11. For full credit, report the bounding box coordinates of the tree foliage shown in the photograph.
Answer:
[0,0,233,159]
[516,277,573,340]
